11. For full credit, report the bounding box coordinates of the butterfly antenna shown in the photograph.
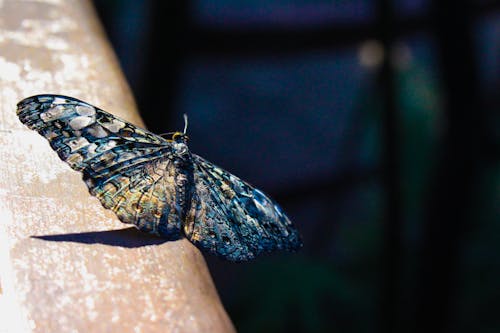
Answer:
[158,131,175,138]
[183,114,189,134]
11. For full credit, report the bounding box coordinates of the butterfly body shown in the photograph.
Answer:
[17,95,302,261]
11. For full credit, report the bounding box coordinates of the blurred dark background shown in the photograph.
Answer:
[93,1,499,332]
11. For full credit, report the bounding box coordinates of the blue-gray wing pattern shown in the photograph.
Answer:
[17,94,303,261]
[17,95,182,238]
[85,157,182,238]
[184,154,302,261]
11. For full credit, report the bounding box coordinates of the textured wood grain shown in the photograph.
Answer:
[0,1,235,332]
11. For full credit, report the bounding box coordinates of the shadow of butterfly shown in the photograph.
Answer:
[17,94,302,261]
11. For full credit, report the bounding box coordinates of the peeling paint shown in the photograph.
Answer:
[0,204,31,333]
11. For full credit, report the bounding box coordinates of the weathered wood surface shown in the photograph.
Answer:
[0,1,235,332]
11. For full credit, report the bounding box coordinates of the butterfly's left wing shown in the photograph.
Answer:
[17,95,183,237]
[183,154,302,262]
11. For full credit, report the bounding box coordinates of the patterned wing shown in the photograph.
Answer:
[183,154,302,262]
[17,95,182,238]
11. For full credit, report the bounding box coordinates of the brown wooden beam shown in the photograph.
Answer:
[0,1,234,332]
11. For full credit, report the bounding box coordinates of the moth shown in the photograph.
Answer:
[17,95,302,261]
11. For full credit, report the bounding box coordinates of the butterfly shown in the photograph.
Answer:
[17,94,302,261]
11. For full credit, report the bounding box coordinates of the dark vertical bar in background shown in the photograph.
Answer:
[138,1,191,133]
[415,0,482,332]
[377,1,402,333]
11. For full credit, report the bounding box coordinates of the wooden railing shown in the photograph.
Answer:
[0,1,235,332]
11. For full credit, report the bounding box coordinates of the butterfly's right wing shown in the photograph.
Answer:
[183,154,302,262]
[17,95,182,237]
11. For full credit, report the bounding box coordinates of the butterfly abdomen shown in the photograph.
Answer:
[170,141,196,228]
